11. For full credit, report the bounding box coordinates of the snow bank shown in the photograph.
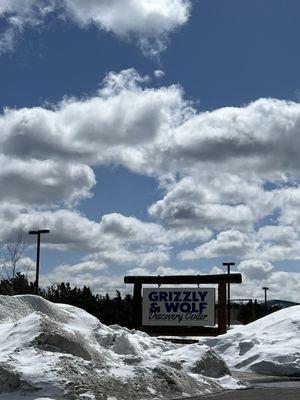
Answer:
[204,306,300,376]
[0,295,240,399]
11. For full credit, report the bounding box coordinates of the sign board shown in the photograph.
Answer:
[142,287,215,326]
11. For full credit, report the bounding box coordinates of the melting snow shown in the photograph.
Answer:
[204,305,300,376]
[0,295,241,399]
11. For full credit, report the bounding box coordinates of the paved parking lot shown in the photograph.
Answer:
[178,377,300,400]
[181,387,300,400]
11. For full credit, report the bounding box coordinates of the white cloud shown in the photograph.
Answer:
[4,71,300,193]
[257,225,298,243]
[64,0,190,36]
[0,208,174,267]
[127,265,201,276]
[179,230,256,260]
[171,98,300,177]
[0,156,95,206]
[0,0,191,55]
[178,225,300,263]
[3,209,102,251]
[100,213,167,244]
[2,72,300,240]
[150,193,254,230]
[2,70,300,298]
[0,0,55,55]
[0,69,187,210]
[41,267,124,295]
[154,70,165,79]
[95,246,170,268]
[237,259,273,281]
[0,69,187,175]
[231,262,300,303]
[47,260,107,276]
[38,259,300,302]
[165,227,213,243]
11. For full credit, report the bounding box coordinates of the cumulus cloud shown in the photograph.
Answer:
[38,258,300,301]
[8,73,293,240]
[0,69,187,173]
[154,70,165,79]
[0,156,95,206]
[0,0,191,55]
[0,73,300,231]
[0,0,55,55]
[2,69,300,296]
[1,78,299,185]
[129,265,202,276]
[257,225,298,243]
[0,69,187,211]
[229,260,300,303]
[171,98,300,177]
[1,209,102,251]
[178,224,300,263]
[41,266,124,295]
[0,208,175,267]
[255,226,300,262]
[100,213,167,245]
[4,71,300,189]
[149,178,254,230]
[179,230,256,260]
[237,259,273,281]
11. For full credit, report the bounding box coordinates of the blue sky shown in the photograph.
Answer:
[1,0,300,301]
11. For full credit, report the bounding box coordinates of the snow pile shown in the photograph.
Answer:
[0,295,241,400]
[204,306,300,376]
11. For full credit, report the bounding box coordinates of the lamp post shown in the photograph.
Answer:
[222,262,235,327]
[28,230,50,295]
[262,287,269,311]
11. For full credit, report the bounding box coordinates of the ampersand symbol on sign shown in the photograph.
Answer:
[150,303,160,312]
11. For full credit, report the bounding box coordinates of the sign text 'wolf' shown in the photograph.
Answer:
[142,287,215,326]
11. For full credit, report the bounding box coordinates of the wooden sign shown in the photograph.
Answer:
[124,273,242,336]
[142,287,215,326]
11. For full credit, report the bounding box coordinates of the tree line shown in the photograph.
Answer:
[0,272,284,327]
[0,273,135,328]
[0,236,287,327]
[235,299,282,324]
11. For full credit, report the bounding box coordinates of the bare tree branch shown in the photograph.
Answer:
[0,233,27,295]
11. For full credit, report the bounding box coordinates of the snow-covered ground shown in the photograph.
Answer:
[203,306,300,376]
[0,295,241,400]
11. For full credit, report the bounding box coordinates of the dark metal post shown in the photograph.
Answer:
[222,262,235,327]
[262,287,269,311]
[35,232,41,295]
[29,229,50,296]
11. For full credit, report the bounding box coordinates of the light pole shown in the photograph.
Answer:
[262,287,269,311]
[223,262,235,327]
[28,230,50,295]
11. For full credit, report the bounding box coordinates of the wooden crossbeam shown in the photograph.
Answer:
[124,273,242,285]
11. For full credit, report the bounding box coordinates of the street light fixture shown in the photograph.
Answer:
[28,229,50,295]
[222,262,235,327]
[262,286,269,311]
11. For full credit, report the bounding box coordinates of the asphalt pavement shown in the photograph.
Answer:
[178,373,300,400]
[182,387,300,400]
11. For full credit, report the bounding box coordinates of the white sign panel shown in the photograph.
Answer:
[142,287,215,326]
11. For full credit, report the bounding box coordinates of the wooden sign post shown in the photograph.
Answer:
[124,273,242,336]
